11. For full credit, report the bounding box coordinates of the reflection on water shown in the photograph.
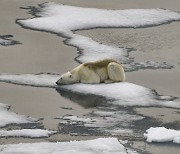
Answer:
[56,88,106,108]
[56,86,180,141]
[56,87,144,137]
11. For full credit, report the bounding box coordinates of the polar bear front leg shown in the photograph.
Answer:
[80,70,100,84]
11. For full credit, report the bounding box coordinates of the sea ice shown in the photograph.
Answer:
[144,127,180,144]
[0,102,36,127]
[0,129,56,138]
[59,112,141,136]
[0,73,179,108]
[17,3,180,70]
[0,35,20,46]
[2,73,180,136]
[66,34,130,63]
[60,82,180,108]
[0,73,59,88]
[0,138,134,154]
[18,3,180,32]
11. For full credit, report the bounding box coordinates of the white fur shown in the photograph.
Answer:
[56,59,125,85]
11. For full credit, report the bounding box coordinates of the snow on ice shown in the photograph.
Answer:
[0,129,56,138]
[1,73,179,136]
[17,3,180,70]
[1,2,180,144]
[0,138,137,154]
[0,73,179,108]
[0,73,59,88]
[18,3,180,33]
[0,102,36,127]
[144,127,180,144]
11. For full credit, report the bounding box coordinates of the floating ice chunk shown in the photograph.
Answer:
[17,3,180,68]
[0,38,13,46]
[60,114,139,135]
[0,102,36,127]
[1,74,179,136]
[59,107,143,136]
[60,115,95,123]
[0,129,56,138]
[144,127,180,144]
[0,73,179,108]
[61,82,180,108]
[0,35,20,46]
[0,73,59,88]
[0,138,132,154]
[66,34,130,63]
[18,3,180,32]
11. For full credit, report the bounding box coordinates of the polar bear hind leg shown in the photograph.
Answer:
[106,62,125,83]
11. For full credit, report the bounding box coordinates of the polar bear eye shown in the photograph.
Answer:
[69,74,72,78]
[60,77,63,80]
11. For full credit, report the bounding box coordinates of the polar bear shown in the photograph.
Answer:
[56,59,125,85]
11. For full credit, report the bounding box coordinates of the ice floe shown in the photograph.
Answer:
[17,3,180,70]
[60,83,180,108]
[18,3,180,32]
[0,138,136,154]
[59,110,142,136]
[0,35,21,46]
[144,127,180,144]
[0,73,59,88]
[0,129,56,138]
[1,73,180,136]
[0,73,179,108]
[66,34,130,63]
[0,102,36,127]
[56,90,143,136]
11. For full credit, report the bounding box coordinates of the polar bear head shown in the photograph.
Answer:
[56,72,78,85]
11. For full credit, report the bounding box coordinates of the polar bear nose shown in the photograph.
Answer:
[56,77,63,85]
[56,79,60,85]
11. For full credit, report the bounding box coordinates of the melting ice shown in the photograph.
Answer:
[0,102,36,127]
[144,127,180,144]
[0,138,136,154]
[17,3,180,70]
[0,73,180,136]
[0,35,20,46]
[0,73,179,108]
[0,129,56,138]
[1,2,180,139]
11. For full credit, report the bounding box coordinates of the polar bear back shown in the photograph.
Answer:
[83,59,118,69]
[78,59,125,83]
